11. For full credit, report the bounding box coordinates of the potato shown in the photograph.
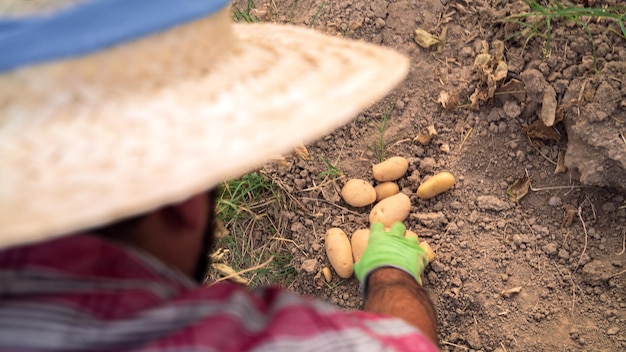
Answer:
[324,228,354,278]
[374,182,399,201]
[404,229,419,242]
[350,229,370,262]
[419,241,436,263]
[372,156,409,182]
[341,179,376,207]
[404,230,435,263]
[369,193,411,227]
[416,172,455,199]
[322,267,332,282]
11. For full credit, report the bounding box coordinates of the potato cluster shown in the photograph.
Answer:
[325,156,449,279]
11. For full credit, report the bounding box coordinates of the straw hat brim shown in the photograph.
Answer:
[0,22,409,249]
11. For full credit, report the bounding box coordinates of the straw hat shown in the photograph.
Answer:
[0,0,409,249]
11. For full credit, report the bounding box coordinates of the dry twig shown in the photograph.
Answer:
[574,206,589,272]
[441,341,469,350]
[210,256,274,285]
[458,127,473,152]
[616,229,626,256]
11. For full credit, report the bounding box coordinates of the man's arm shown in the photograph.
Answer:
[364,268,438,345]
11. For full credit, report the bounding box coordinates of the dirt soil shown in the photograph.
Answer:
[230,1,626,351]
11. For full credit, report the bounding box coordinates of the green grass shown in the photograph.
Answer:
[319,156,343,180]
[214,172,296,287]
[369,104,395,163]
[309,0,326,27]
[233,0,257,23]
[504,0,626,72]
[216,172,276,222]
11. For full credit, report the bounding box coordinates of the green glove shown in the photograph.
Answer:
[354,222,429,296]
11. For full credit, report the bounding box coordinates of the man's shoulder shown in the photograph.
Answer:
[181,283,438,351]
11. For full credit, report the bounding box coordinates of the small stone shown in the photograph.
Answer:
[582,260,613,286]
[607,327,620,335]
[374,17,385,28]
[301,259,318,274]
[419,157,436,173]
[430,261,445,273]
[549,196,562,207]
[412,212,446,228]
[427,271,439,283]
[602,202,616,213]
[395,99,405,110]
[503,100,522,118]
[476,195,511,211]
[558,249,570,260]
[466,328,482,349]
[543,243,558,255]
[512,234,523,245]
[348,18,363,31]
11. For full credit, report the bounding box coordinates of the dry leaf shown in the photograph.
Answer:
[492,40,505,61]
[414,28,443,49]
[294,143,310,160]
[313,270,325,289]
[473,53,492,67]
[414,131,433,145]
[501,286,522,298]
[562,204,577,228]
[521,120,561,141]
[494,61,508,81]
[437,91,450,108]
[554,150,567,175]
[212,263,249,285]
[540,85,557,127]
[427,125,438,137]
[498,78,526,102]
[506,174,531,203]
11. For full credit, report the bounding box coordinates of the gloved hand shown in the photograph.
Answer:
[354,221,429,296]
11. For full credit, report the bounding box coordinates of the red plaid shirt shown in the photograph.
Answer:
[0,234,438,351]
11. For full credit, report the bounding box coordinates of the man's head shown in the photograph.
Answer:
[93,190,217,282]
[0,0,409,254]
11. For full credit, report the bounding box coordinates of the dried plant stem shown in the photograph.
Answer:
[458,127,473,152]
[441,341,469,350]
[608,269,626,279]
[616,229,626,256]
[210,256,274,285]
[574,207,588,272]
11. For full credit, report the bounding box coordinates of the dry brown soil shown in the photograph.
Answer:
[229,1,626,351]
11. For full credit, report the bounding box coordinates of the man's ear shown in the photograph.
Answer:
[162,193,208,232]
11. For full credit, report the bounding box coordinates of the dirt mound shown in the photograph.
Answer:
[562,61,626,191]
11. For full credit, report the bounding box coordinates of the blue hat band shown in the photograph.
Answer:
[0,0,230,73]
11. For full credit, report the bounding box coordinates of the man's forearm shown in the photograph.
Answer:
[363,268,438,345]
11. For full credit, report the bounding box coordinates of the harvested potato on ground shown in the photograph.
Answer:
[404,230,435,263]
[405,229,419,241]
[374,182,400,201]
[372,156,409,182]
[350,229,370,262]
[324,228,354,278]
[341,179,376,207]
[369,193,411,227]
[322,267,332,282]
[417,172,455,199]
